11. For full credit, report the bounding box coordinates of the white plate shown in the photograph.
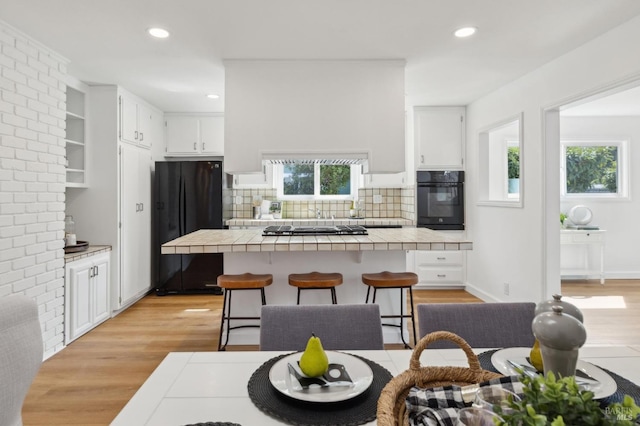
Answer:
[269,351,374,403]
[491,347,617,399]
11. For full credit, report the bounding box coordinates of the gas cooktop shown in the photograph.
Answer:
[262,225,368,236]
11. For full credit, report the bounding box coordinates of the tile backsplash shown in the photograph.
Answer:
[231,187,415,222]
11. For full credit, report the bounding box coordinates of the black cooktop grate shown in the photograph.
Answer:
[262,225,368,236]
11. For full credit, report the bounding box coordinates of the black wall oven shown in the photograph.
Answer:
[417,171,465,230]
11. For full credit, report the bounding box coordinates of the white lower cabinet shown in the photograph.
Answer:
[413,250,465,287]
[65,252,111,344]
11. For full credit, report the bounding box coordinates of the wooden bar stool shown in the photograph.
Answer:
[217,273,273,351]
[288,271,343,304]
[362,271,418,348]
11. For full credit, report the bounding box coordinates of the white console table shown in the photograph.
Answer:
[560,229,606,284]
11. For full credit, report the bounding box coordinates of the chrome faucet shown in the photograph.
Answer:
[309,208,321,219]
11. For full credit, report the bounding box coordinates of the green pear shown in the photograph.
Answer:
[299,333,329,377]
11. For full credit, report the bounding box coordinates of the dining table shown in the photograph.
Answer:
[110,345,640,426]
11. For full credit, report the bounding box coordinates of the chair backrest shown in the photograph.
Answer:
[260,304,384,351]
[417,302,536,349]
[0,295,43,426]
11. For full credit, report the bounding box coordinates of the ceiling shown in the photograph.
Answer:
[2,0,640,114]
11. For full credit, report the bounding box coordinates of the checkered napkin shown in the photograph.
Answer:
[406,376,524,426]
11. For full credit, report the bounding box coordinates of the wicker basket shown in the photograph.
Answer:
[377,331,504,426]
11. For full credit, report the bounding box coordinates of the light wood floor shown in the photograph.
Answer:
[22,281,640,425]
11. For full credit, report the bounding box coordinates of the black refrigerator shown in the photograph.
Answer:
[153,161,228,295]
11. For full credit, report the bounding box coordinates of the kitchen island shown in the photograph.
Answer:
[162,227,472,345]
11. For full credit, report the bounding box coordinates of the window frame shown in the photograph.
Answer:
[275,163,360,200]
[477,112,524,208]
[560,139,629,200]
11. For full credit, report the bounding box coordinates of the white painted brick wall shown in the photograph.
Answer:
[0,20,68,358]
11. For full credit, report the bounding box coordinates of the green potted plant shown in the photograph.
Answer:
[495,372,640,425]
[560,212,568,227]
[508,147,520,194]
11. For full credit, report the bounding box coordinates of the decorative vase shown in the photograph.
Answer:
[535,294,583,322]
[529,294,584,372]
[532,305,587,378]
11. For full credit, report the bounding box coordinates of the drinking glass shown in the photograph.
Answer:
[474,387,521,414]
[456,407,504,426]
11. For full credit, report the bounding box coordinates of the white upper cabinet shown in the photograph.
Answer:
[363,173,406,188]
[120,92,155,149]
[232,163,274,188]
[164,114,224,156]
[414,106,465,170]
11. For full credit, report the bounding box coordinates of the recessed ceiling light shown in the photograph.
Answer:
[454,27,477,38]
[206,94,220,99]
[147,27,170,39]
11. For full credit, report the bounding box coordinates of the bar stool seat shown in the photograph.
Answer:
[362,271,418,348]
[217,273,273,351]
[288,271,343,304]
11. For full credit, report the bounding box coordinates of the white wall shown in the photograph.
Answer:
[224,60,406,174]
[465,14,640,303]
[560,116,640,278]
[0,21,68,358]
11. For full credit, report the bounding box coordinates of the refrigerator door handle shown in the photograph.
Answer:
[178,174,184,236]
[182,175,188,236]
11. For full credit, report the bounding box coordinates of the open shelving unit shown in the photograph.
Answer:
[66,83,87,187]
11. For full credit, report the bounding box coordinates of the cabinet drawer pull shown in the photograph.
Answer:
[194,142,197,151]
[134,130,138,140]
[93,266,98,276]
[139,132,144,141]
[437,274,446,278]
[437,257,446,260]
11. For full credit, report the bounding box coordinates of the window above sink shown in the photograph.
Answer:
[275,164,361,201]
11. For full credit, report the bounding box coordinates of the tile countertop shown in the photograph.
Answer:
[226,218,414,227]
[64,245,112,263]
[161,227,472,254]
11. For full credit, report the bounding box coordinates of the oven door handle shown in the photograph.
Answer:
[418,183,461,187]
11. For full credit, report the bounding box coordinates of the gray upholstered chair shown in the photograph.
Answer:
[417,302,536,349]
[0,295,43,426]
[259,304,384,351]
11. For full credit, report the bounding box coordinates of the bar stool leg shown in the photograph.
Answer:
[296,289,301,305]
[397,288,410,349]
[331,287,337,304]
[408,286,416,346]
[218,289,230,351]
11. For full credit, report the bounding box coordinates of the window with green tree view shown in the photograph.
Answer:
[561,140,628,198]
[278,164,357,199]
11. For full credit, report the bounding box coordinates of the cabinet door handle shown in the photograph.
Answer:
[140,203,143,212]
[194,142,197,151]
[139,132,144,141]
[135,203,139,212]
[421,155,424,164]
[135,130,139,140]
[437,274,446,278]
[437,257,446,260]
[93,266,98,276]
